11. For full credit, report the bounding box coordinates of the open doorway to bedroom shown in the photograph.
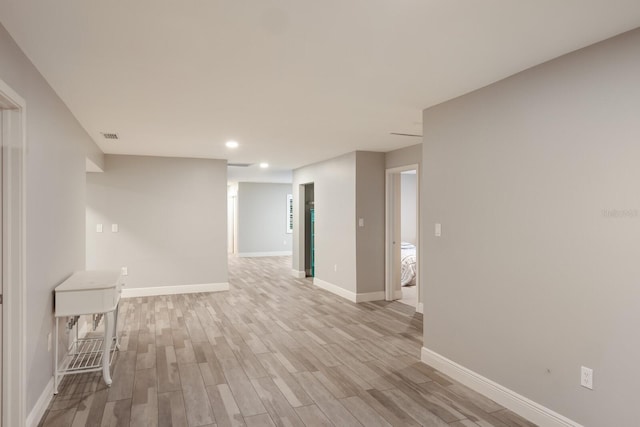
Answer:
[398,170,418,306]
[385,165,421,312]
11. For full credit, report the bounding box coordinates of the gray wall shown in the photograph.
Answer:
[237,182,292,255]
[355,151,385,294]
[401,173,417,244]
[421,28,640,426]
[293,151,387,296]
[293,152,357,291]
[385,143,422,169]
[0,23,104,413]
[87,155,228,288]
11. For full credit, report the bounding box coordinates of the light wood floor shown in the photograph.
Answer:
[40,256,535,427]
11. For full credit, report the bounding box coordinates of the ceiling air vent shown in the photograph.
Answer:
[101,132,119,140]
[390,132,423,138]
[228,163,253,167]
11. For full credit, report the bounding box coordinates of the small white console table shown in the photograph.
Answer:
[53,270,124,394]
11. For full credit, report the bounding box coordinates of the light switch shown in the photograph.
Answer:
[96,224,103,233]
[435,223,442,237]
[112,224,119,233]
[358,218,364,227]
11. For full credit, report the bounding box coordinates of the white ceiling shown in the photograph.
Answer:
[1,1,640,177]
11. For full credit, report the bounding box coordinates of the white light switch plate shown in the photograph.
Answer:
[112,224,119,232]
[121,266,128,276]
[435,223,442,237]
[96,224,103,233]
[581,366,593,389]
[358,218,364,227]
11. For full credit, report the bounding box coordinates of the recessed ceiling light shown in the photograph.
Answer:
[225,140,239,148]
[260,162,269,169]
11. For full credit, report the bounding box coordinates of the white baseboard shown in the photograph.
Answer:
[417,302,424,314]
[313,278,384,303]
[420,347,582,427]
[291,270,306,279]
[122,282,229,298]
[238,251,292,258]
[355,291,385,303]
[27,377,54,427]
[314,278,356,301]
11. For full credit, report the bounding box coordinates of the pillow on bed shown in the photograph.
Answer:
[400,242,415,249]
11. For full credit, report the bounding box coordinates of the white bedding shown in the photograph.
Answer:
[400,242,417,286]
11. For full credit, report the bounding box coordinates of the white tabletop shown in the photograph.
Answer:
[56,270,121,292]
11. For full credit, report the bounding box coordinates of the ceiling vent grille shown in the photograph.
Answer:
[390,132,423,138]
[228,163,253,167]
[101,132,119,140]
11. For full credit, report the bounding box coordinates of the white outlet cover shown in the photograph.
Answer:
[581,366,593,389]
[112,224,119,232]
[435,223,442,237]
[121,266,128,276]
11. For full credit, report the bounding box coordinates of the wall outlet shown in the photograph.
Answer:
[111,223,119,232]
[358,218,364,227]
[581,366,593,389]
[435,223,442,237]
[96,224,103,233]
[334,264,338,272]
[121,266,128,276]
[47,332,52,352]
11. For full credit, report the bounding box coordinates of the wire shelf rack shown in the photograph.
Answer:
[59,335,118,375]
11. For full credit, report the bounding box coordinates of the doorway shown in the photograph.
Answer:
[227,184,238,254]
[385,165,421,312]
[303,183,314,277]
[0,78,27,427]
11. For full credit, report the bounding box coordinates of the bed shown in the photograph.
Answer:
[400,242,417,286]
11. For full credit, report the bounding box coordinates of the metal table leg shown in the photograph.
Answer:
[102,311,113,387]
[54,317,59,394]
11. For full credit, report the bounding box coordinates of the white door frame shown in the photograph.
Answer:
[0,78,27,427]
[385,164,422,313]
[227,184,238,254]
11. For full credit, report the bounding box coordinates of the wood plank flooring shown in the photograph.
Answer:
[40,256,536,427]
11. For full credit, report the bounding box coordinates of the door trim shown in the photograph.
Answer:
[384,164,421,312]
[0,78,27,427]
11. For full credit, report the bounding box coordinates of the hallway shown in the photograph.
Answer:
[40,256,533,426]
